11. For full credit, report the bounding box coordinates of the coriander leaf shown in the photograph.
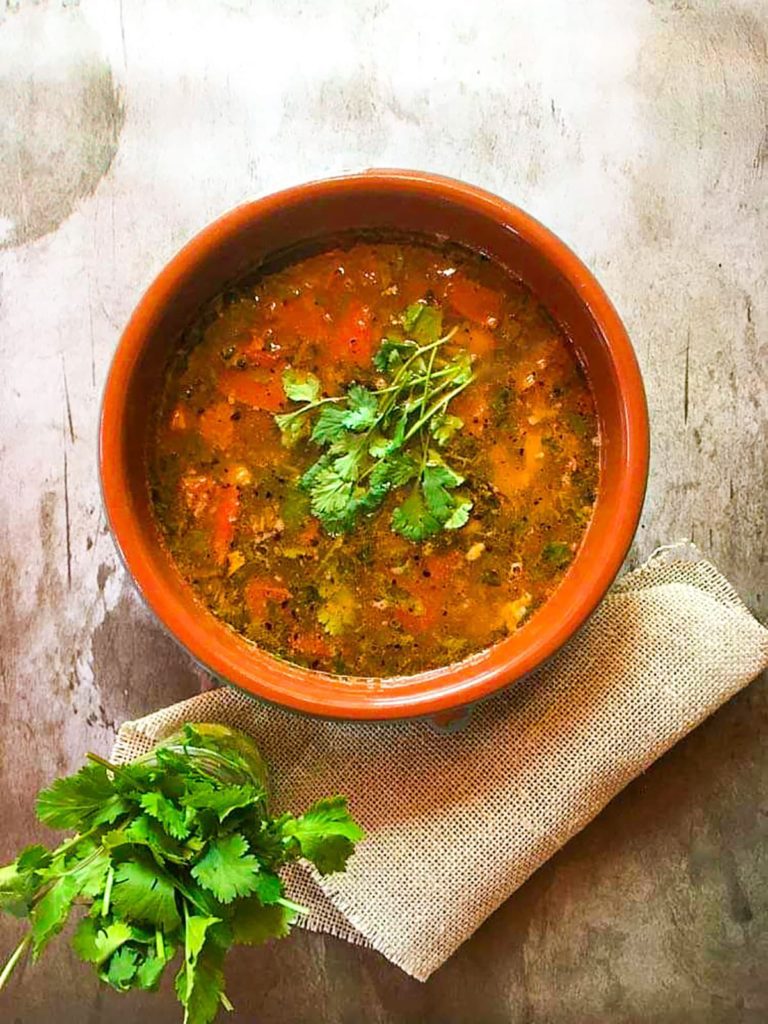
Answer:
[402,302,425,332]
[36,764,116,830]
[373,337,418,372]
[139,791,190,840]
[329,434,366,481]
[179,724,269,788]
[111,854,181,932]
[408,304,443,345]
[283,796,364,843]
[369,452,419,490]
[431,413,463,447]
[0,859,39,918]
[367,432,390,459]
[443,497,473,530]
[541,541,572,569]
[191,834,263,904]
[185,914,221,969]
[274,411,309,448]
[282,796,364,874]
[565,411,589,437]
[306,466,357,533]
[422,462,464,521]
[357,478,390,514]
[311,405,349,445]
[174,941,226,1024]
[252,871,282,905]
[391,488,442,542]
[452,349,474,384]
[30,874,80,958]
[104,815,189,865]
[71,848,111,898]
[181,782,261,823]
[230,899,296,946]
[281,368,321,403]
[16,845,51,873]
[298,453,332,493]
[317,584,357,637]
[342,385,378,430]
[135,953,167,991]
[72,917,133,965]
[104,945,139,990]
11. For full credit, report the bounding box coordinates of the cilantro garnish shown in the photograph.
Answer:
[274,301,476,541]
[0,723,363,1023]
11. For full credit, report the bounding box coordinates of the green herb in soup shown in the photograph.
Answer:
[148,238,599,677]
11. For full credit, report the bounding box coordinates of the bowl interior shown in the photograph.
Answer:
[101,172,647,719]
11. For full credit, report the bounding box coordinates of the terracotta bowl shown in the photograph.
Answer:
[100,170,649,720]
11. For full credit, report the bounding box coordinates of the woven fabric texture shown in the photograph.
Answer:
[112,555,768,980]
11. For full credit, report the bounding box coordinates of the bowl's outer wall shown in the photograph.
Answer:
[102,172,649,719]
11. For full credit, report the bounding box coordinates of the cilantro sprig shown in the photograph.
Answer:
[0,723,363,1023]
[275,302,475,541]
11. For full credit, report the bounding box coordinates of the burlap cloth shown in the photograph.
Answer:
[113,549,768,981]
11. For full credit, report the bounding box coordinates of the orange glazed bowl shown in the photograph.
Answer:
[100,170,649,720]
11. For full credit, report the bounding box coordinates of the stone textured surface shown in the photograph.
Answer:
[0,1,765,1021]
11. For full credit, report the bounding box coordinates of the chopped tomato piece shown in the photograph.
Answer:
[242,332,284,369]
[397,273,436,307]
[198,401,235,449]
[211,486,240,565]
[245,577,293,619]
[394,551,465,633]
[298,517,321,547]
[446,274,502,326]
[290,632,332,659]
[270,295,329,342]
[329,302,374,366]
[218,369,286,411]
[394,604,440,634]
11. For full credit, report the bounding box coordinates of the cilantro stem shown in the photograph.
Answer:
[275,394,344,425]
[53,823,101,861]
[102,865,114,917]
[0,933,30,991]
[277,896,309,915]
[220,992,234,1012]
[402,376,475,445]
[155,927,165,961]
[86,752,129,776]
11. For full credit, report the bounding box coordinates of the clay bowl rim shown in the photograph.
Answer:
[99,169,649,720]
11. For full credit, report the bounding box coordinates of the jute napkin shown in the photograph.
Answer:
[112,551,768,981]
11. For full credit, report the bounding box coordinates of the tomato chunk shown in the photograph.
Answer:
[245,577,293,619]
[446,274,502,326]
[329,302,374,366]
[290,632,332,660]
[199,401,235,449]
[394,551,465,633]
[270,295,329,342]
[242,333,284,369]
[218,369,286,411]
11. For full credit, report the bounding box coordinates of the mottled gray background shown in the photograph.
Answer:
[0,1,766,1021]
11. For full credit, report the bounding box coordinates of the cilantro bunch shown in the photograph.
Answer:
[0,723,363,1023]
[275,301,476,541]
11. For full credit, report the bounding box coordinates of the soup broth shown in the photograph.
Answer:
[148,236,599,677]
